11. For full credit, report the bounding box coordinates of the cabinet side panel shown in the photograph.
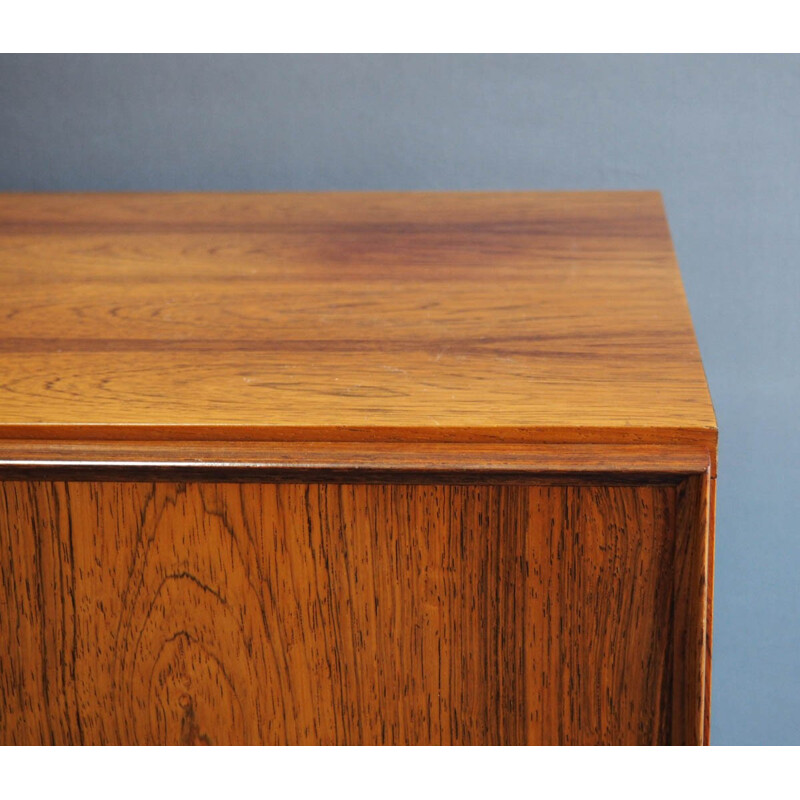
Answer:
[705,474,716,744]
[1,480,688,745]
[671,473,713,745]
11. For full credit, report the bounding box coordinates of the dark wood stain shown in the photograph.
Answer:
[0,479,709,745]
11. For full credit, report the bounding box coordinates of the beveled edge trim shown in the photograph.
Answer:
[0,440,714,484]
[0,423,719,447]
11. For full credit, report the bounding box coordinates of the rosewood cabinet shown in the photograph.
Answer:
[0,192,716,745]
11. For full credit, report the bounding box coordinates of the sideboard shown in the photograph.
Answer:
[0,192,716,745]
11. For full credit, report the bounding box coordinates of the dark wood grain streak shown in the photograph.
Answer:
[0,479,708,745]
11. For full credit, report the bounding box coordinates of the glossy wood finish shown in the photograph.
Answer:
[0,440,712,483]
[0,192,717,745]
[0,479,709,745]
[0,192,715,446]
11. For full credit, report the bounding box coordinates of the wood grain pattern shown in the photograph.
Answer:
[0,440,713,483]
[0,191,717,745]
[0,192,715,447]
[0,479,708,745]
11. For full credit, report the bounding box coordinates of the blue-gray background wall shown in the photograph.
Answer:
[1,54,797,745]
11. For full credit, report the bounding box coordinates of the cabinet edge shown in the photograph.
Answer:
[0,440,713,484]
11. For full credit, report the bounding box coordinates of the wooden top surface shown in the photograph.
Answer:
[0,192,716,447]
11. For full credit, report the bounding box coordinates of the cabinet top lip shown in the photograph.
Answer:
[0,191,716,449]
